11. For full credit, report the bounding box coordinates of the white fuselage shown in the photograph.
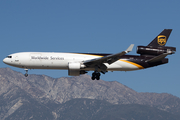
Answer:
[3,52,142,72]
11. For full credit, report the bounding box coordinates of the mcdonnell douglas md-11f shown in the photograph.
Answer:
[3,29,176,80]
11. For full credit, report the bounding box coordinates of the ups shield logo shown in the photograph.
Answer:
[157,35,166,46]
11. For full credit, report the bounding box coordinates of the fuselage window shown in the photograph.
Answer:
[7,56,12,58]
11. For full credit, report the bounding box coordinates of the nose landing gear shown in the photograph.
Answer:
[24,69,28,77]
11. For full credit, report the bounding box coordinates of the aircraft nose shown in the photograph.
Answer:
[3,57,11,65]
[3,58,7,64]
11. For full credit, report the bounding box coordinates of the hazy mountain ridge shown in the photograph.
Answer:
[54,98,180,120]
[0,68,180,120]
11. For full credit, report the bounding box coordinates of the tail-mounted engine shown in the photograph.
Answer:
[137,46,176,56]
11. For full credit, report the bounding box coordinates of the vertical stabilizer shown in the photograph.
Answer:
[147,29,172,47]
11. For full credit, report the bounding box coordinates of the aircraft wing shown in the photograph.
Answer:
[84,44,134,67]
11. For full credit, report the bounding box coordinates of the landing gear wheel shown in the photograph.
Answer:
[92,73,96,80]
[91,72,101,80]
[91,76,95,80]
[96,76,100,80]
[25,73,28,77]
[24,69,28,77]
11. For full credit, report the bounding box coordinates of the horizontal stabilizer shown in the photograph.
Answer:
[145,53,171,63]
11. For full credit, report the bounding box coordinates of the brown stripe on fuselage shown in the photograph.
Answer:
[120,59,144,69]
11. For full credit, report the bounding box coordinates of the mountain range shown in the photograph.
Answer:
[0,68,179,120]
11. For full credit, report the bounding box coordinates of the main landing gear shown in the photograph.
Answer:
[24,69,28,77]
[91,72,101,80]
[91,65,107,80]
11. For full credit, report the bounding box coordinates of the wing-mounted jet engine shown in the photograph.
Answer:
[68,62,87,76]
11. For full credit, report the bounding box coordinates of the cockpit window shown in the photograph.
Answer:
[6,56,12,58]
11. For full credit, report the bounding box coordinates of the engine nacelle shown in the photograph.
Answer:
[68,62,86,76]
[137,46,176,56]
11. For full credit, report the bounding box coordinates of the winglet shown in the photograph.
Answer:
[125,44,134,53]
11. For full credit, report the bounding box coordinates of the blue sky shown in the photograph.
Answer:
[0,1,180,97]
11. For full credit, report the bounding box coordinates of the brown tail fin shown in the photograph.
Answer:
[147,29,172,47]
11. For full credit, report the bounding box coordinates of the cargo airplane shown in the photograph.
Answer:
[3,29,176,80]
